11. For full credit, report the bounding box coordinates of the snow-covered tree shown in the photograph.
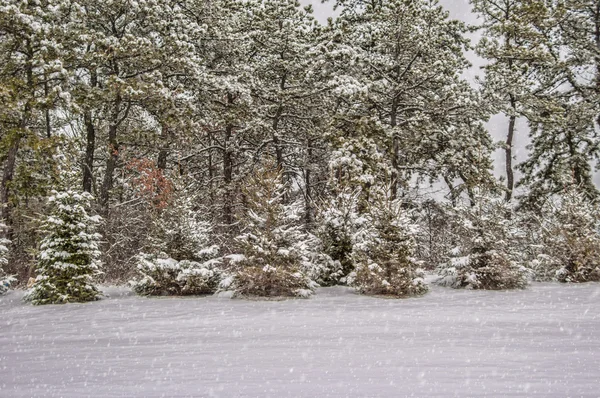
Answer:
[519,100,600,207]
[472,0,550,201]
[130,189,223,296]
[131,252,222,296]
[517,1,600,206]
[0,223,14,294]
[349,197,428,297]
[25,190,103,305]
[324,0,493,200]
[223,165,316,298]
[149,191,219,262]
[437,194,528,290]
[313,189,363,286]
[530,189,600,283]
[0,0,70,238]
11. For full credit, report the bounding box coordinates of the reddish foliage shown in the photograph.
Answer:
[126,158,174,210]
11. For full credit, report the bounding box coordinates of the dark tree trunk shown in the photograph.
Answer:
[44,81,51,138]
[595,4,600,127]
[272,104,284,173]
[223,124,234,228]
[82,111,96,193]
[82,71,97,194]
[157,124,169,171]
[100,94,122,212]
[505,96,516,202]
[304,141,313,227]
[390,96,399,200]
[223,94,235,229]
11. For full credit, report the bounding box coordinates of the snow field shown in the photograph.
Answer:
[1,283,599,397]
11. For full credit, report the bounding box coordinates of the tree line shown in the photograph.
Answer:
[0,0,599,302]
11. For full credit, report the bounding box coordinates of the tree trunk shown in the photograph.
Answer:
[390,96,399,200]
[304,141,313,227]
[83,70,98,194]
[157,124,169,171]
[272,104,284,172]
[82,111,96,193]
[595,3,600,127]
[223,94,235,229]
[99,94,122,212]
[505,96,516,202]
[44,81,51,138]
[223,124,234,228]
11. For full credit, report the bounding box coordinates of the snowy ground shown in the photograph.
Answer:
[1,283,600,398]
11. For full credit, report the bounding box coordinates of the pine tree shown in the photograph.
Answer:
[0,223,14,294]
[0,0,69,238]
[531,188,600,283]
[350,197,428,297]
[472,0,550,201]
[325,0,493,200]
[437,193,528,290]
[130,189,223,296]
[314,189,362,285]
[517,0,600,206]
[132,253,222,296]
[25,190,103,305]
[223,164,316,298]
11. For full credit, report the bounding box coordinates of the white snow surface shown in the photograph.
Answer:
[1,283,600,397]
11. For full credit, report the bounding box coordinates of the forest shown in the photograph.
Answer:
[1,0,599,303]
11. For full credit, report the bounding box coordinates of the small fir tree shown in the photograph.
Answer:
[25,190,103,305]
[532,189,600,283]
[0,223,14,295]
[131,192,223,296]
[314,190,362,286]
[350,198,428,298]
[223,165,316,298]
[149,191,220,263]
[437,194,528,290]
[131,252,222,296]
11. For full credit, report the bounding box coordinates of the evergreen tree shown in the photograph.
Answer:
[0,223,14,294]
[25,190,103,305]
[325,0,493,200]
[472,0,550,201]
[437,193,528,290]
[0,0,69,238]
[223,164,316,298]
[314,189,362,285]
[530,188,600,283]
[350,197,428,297]
[130,188,223,296]
[517,0,600,205]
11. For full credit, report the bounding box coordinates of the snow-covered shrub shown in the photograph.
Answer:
[131,193,223,295]
[25,190,103,305]
[436,195,527,290]
[532,190,600,283]
[0,225,15,295]
[131,252,222,296]
[298,231,342,287]
[313,191,362,286]
[150,195,219,262]
[225,166,316,298]
[350,199,428,297]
